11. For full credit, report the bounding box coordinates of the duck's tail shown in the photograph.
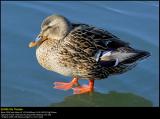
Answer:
[118,47,151,64]
[100,47,150,75]
[100,47,150,66]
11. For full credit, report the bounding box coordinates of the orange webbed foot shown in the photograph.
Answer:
[72,79,94,94]
[54,82,74,90]
[53,78,78,91]
[72,85,94,94]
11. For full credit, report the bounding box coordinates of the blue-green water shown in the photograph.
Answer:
[1,1,159,107]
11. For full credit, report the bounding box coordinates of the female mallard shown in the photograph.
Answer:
[29,14,150,94]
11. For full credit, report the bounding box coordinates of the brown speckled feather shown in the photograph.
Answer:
[54,24,133,79]
[35,16,150,80]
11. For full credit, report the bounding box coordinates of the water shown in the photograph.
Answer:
[1,1,159,107]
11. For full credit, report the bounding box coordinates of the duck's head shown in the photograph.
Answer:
[29,14,72,48]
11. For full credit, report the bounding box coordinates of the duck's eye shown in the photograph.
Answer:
[47,26,52,29]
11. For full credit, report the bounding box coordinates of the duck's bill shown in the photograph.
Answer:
[28,35,47,48]
[28,41,38,48]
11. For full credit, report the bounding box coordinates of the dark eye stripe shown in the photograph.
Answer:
[47,26,52,29]
[43,26,52,32]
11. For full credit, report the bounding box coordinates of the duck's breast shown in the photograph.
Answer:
[36,42,73,76]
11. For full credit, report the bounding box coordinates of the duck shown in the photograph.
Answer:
[29,14,150,94]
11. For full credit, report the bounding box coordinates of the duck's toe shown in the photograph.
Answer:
[53,78,79,91]
[72,85,94,94]
[54,82,74,90]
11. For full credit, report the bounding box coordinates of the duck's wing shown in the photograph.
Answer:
[71,23,129,51]
[62,23,149,76]
[66,23,129,61]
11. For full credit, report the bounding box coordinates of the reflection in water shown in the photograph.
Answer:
[50,91,152,107]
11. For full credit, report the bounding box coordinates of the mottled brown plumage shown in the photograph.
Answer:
[29,14,150,94]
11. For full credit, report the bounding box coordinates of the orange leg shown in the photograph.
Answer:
[53,78,79,90]
[72,79,94,94]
